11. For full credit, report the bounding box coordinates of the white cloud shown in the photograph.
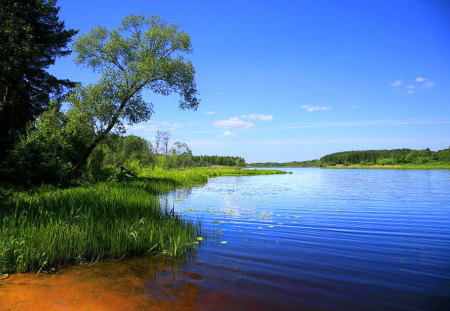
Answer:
[214,117,255,129]
[125,121,184,133]
[406,84,416,89]
[169,123,180,131]
[220,131,238,137]
[205,111,216,115]
[249,120,450,131]
[301,105,331,112]
[124,124,157,131]
[390,80,403,87]
[240,114,273,122]
[349,104,359,110]
[177,119,450,136]
[406,90,415,94]
[415,77,426,82]
[424,81,434,88]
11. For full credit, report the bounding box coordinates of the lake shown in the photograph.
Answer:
[163,168,450,311]
[1,168,449,311]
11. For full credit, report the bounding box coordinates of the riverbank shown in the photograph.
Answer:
[0,168,286,274]
[323,163,450,169]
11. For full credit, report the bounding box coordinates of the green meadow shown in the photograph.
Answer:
[0,169,286,273]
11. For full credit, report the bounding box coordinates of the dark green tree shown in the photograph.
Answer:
[0,0,78,162]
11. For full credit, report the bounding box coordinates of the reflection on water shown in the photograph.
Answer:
[165,168,450,311]
[2,168,450,311]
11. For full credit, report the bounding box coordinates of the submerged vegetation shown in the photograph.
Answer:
[0,169,286,273]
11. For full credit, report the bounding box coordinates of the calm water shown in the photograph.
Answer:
[160,168,450,311]
[3,168,450,311]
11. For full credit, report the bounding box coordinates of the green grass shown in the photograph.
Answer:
[0,168,286,273]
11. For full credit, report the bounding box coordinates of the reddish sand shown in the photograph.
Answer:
[0,258,199,311]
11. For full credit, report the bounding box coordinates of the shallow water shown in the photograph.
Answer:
[2,168,450,310]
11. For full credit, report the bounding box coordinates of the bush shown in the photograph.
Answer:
[377,158,396,165]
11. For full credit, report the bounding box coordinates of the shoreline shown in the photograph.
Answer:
[248,165,450,170]
[0,168,287,275]
[322,164,450,170]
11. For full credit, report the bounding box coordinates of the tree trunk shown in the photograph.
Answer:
[67,99,128,181]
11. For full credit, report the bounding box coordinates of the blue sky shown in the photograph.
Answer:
[50,0,450,162]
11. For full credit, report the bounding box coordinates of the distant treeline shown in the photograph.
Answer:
[248,148,450,168]
[189,155,245,167]
[248,160,321,167]
[85,135,246,181]
[320,148,450,166]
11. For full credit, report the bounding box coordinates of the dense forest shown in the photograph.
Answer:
[249,148,450,167]
[320,148,450,166]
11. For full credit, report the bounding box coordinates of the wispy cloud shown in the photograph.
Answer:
[220,131,238,137]
[240,114,273,121]
[124,124,157,131]
[125,121,184,132]
[205,111,216,115]
[424,81,434,88]
[349,104,358,110]
[415,77,426,82]
[390,77,435,93]
[160,121,181,131]
[214,117,255,129]
[301,105,331,112]
[390,80,403,87]
[254,120,450,131]
[187,136,450,148]
[174,119,450,137]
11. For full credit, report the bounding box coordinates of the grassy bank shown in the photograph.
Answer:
[323,163,450,169]
[0,168,286,273]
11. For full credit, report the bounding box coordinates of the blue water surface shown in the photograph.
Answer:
[161,168,450,311]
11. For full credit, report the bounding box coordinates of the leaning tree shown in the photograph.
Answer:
[68,15,200,178]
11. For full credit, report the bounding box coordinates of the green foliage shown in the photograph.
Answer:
[186,155,246,167]
[68,14,200,176]
[0,0,77,162]
[320,148,450,167]
[248,159,321,167]
[8,102,93,184]
[377,158,396,165]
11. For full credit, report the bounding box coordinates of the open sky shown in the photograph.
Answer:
[50,0,450,162]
